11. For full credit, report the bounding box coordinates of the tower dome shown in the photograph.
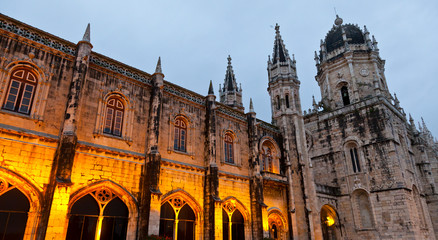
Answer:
[325,24,365,52]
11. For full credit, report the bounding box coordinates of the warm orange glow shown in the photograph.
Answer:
[325,216,335,227]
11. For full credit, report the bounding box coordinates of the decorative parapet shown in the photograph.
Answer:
[217,105,247,122]
[0,17,76,56]
[315,183,340,196]
[258,120,280,134]
[89,55,152,85]
[163,84,205,105]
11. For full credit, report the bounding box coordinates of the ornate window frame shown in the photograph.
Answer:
[222,197,250,240]
[259,136,281,174]
[167,114,194,156]
[93,92,134,144]
[267,208,288,240]
[0,60,51,122]
[220,130,241,166]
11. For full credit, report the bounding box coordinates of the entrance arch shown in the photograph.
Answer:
[320,204,339,240]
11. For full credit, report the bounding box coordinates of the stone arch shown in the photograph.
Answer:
[160,188,202,220]
[268,208,288,240]
[0,166,43,240]
[351,189,374,229]
[222,196,250,240]
[222,196,250,221]
[68,180,138,240]
[320,204,340,240]
[412,184,426,227]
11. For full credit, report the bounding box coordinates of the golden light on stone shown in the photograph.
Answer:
[325,216,335,227]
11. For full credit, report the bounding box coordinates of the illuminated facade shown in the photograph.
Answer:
[0,13,437,240]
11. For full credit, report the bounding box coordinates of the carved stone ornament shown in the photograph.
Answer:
[95,188,114,203]
[360,68,369,77]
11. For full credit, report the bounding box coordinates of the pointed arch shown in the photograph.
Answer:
[412,185,426,227]
[160,189,202,219]
[222,197,249,240]
[259,136,281,173]
[68,180,138,240]
[320,204,340,240]
[0,166,43,240]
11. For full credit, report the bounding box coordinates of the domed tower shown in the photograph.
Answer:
[315,15,390,110]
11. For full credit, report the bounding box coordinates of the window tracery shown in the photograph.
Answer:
[222,200,245,240]
[224,132,234,164]
[260,139,280,174]
[103,96,124,136]
[159,196,196,240]
[174,117,187,152]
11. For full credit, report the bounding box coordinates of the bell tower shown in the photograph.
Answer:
[267,24,300,125]
[267,24,322,240]
[315,15,391,110]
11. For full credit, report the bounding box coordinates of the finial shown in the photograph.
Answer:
[372,35,379,51]
[334,15,343,26]
[292,54,296,63]
[249,98,254,112]
[219,84,222,92]
[393,93,400,108]
[208,80,214,95]
[314,51,319,64]
[82,23,91,42]
[227,55,232,65]
[312,95,318,111]
[155,57,162,73]
[364,25,369,33]
[275,23,280,34]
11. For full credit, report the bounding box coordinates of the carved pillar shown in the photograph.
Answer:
[138,59,164,238]
[204,87,220,239]
[36,31,92,240]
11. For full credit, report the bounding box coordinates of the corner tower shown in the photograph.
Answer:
[267,24,322,240]
[267,24,300,125]
[315,15,390,110]
[219,55,244,112]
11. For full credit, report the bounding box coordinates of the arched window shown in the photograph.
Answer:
[340,86,350,106]
[224,133,234,164]
[0,183,30,240]
[349,147,361,173]
[276,95,281,110]
[66,188,129,240]
[320,205,338,240]
[261,140,279,173]
[103,97,125,136]
[268,211,285,240]
[2,67,38,114]
[174,118,187,152]
[285,94,290,108]
[223,201,244,240]
[159,197,195,240]
[352,190,374,229]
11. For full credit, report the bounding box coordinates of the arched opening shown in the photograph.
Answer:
[66,188,129,240]
[223,201,245,240]
[2,67,38,114]
[268,210,286,240]
[352,190,374,229]
[285,94,290,108]
[174,118,188,152]
[276,95,281,110]
[0,188,30,240]
[224,132,234,164]
[320,205,338,240]
[260,139,280,174]
[103,96,125,136]
[340,86,350,106]
[271,224,278,239]
[159,197,195,240]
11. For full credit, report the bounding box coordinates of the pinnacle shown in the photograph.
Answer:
[208,80,214,95]
[155,57,162,74]
[82,23,91,42]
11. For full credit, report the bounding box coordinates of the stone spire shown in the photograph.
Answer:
[208,80,214,95]
[82,23,91,42]
[249,98,254,113]
[272,23,291,64]
[155,57,162,74]
[220,55,244,111]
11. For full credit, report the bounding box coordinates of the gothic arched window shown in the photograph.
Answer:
[159,197,195,240]
[223,201,245,240]
[0,183,30,240]
[174,118,187,152]
[2,67,38,114]
[224,133,234,164]
[66,188,129,240]
[341,86,350,106]
[103,97,125,136]
[276,95,281,110]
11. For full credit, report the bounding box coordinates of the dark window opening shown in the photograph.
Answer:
[224,133,234,164]
[159,200,195,240]
[285,94,290,108]
[276,95,281,110]
[0,188,30,240]
[341,86,350,106]
[350,148,361,173]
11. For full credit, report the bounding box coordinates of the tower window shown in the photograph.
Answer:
[3,68,38,114]
[276,95,281,110]
[341,86,350,106]
[285,94,290,108]
[350,147,361,173]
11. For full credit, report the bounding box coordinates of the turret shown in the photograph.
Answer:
[219,55,244,111]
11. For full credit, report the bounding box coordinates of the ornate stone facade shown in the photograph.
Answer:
[0,13,437,240]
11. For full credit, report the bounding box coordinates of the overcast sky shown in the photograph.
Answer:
[3,0,438,137]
